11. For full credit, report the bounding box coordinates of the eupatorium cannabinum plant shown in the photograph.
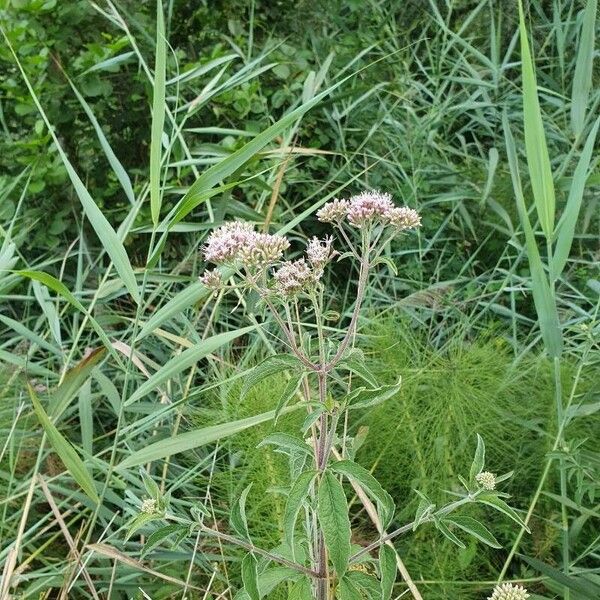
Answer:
[131,191,528,600]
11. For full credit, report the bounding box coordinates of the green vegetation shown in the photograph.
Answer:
[1,1,599,599]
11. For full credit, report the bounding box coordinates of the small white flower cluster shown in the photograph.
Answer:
[273,259,314,297]
[476,471,497,491]
[317,190,421,231]
[140,498,157,514]
[488,583,530,600]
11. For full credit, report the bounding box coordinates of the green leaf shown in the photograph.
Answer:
[337,576,363,600]
[283,470,317,549]
[288,577,313,600]
[28,385,99,504]
[435,519,465,548]
[126,326,255,404]
[118,404,301,468]
[150,0,166,225]
[258,433,312,457]
[330,460,395,528]
[478,494,530,532]
[50,348,107,419]
[235,567,299,600]
[518,0,556,240]
[338,349,379,387]
[241,354,302,399]
[231,484,253,541]
[125,511,164,541]
[274,373,303,422]
[552,117,600,279]
[140,468,161,501]
[346,379,401,411]
[241,553,260,600]
[318,470,351,576]
[443,516,501,548]
[469,434,485,483]
[503,113,562,358]
[379,545,396,600]
[570,0,597,137]
[413,492,435,531]
[142,523,188,557]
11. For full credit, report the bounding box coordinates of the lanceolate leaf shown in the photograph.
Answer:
[258,433,312,457]
[317,470,351,576]
[379,545,397,600]
[283,470,317,549]
[469,433,485,484]
[241,554,260,600]
[28,385,99,504]
[231,484,253,541]
[330,460,395,528]
[435,518,465,548]
[478,493,530,532]
[345,379,402,411]
[241,354,302,399]
[126,326,255,404]
[444,515,502,548]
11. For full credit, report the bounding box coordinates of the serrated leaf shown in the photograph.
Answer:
[372,256,398,276]
[288,576,313,600]
[258,433,312,457]
[142,524,188,556]
[283,470,317,551]
[274,373,303,422]
[346,379,402,411]
[231,484,253,541]
[469,434,485,483]
[379,545,396,600]
[241,553,260,600]
[338,349,378,387]
[28,385,99,504]
[241,354,302,399]
[330,460,395,528]
[444,516,501,548]
[318,470,351,576]
[125,512,164,541]
[337,576,363,600]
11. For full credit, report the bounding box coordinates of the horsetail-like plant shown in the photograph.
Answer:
[129,191,527,599]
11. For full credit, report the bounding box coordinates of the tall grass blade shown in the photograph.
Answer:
[503,114,562,358]
[125,325,256,404]
[2,32,140,304]
[570,0,597,137]
[552,117,600,279]
[150,0,166,225]
[28,385,99,504]
[518,0,556,240]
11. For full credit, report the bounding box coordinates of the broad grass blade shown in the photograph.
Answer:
[503,114,562,358]
[28,385,99,504]
[3,33,140,304]
[126,325,256,404]
[119,405,296,468]
[552,117,600,280]
[571,0,597,137]
[518,0,556,240]
[150,0,166,225]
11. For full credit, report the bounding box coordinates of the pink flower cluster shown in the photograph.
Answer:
[317,190,421,231]
[273,259,314,297]
[306,236,335,271]
[202,221,289,267]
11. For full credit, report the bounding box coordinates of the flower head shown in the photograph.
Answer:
[141,498,157,514]
[306,236,335,276]
[238,232,290,268]
[316,199,349,223]
[385,206,422,230]
[476,471,497,491]
[202,221,289,269]
[488,583,529,600]
[199,268,222,290]
[273,259,315,297]
[346,190,395,227]
[203,221,255,264]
